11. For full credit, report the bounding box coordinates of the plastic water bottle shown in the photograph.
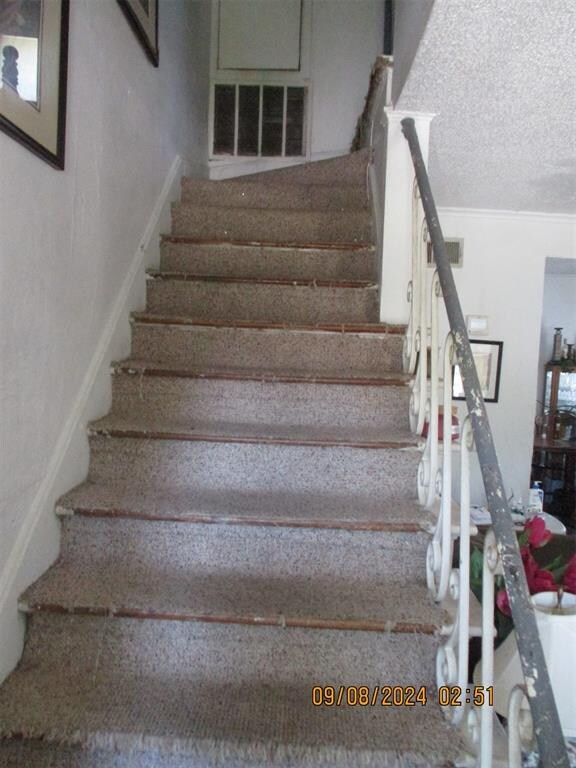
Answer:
[528,481,544,517]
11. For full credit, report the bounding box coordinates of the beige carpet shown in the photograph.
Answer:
[0,150,465,766]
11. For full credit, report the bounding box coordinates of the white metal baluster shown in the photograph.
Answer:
[479,529,499,768]
[414,219,428,436]
[455,417,472,724]
[409,327,422,434]
[426,272,441,508]
[417,269,441,508]
[427,332,457,601]
[436,418,473,724]
[403,180,421,375]
[438,333,456,600]
[436,416,474,729]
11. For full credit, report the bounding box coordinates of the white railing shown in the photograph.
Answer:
[363,55,567,766]
[399,120,569,768]
[404,179,490,759]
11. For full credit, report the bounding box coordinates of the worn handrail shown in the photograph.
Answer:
[400,116,569,768]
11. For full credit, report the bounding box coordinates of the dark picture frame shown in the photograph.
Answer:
[0,0,69,170]
[118,0,159,67]
[452,340,504,404]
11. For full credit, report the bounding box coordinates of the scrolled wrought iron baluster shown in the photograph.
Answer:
[426,332,457,602]
[478,529,500,768]
[425,272,443,507]
[403,180,423,375]
[508,684,537,768]
[436,417,474,727]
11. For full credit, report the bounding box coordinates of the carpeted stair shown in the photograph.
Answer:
[0,151,464,766]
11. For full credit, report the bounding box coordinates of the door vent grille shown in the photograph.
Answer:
[427,238,463,268]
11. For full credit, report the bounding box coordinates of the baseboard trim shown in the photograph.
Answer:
[0,155,183,681]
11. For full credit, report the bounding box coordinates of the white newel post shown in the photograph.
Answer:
[375,110,435,324]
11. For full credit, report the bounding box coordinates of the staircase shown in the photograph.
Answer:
[0,151,464,767]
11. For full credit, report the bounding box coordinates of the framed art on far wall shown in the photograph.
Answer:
[118,0,159,67]
[0,0,69,169]
[453,340,504,403]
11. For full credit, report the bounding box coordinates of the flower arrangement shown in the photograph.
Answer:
[471,517,576,643]
[495,517,576,616]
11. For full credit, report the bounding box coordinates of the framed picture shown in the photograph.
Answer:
[453,340,503,403]
[0,0,69,169]
[118,0,158,67]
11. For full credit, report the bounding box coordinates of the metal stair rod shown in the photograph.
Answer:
[401,117,568,768]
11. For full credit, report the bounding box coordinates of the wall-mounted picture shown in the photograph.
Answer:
[118,0,158,67]
[0,0,69,169]
[453,340,503,403]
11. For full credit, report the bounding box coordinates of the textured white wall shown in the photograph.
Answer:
[0,0,210,679]
[390,0,434,104]
[437,209,576,505]
[309,0,384,157]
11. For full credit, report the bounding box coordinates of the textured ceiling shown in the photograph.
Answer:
[396,0,576,213]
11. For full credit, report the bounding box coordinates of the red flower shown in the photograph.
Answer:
[524,517,553,548]
[496,588,511,617]
[529,568,557,594]
[521,547,538,579]
[519,548,556,593]
[563,554,576,595]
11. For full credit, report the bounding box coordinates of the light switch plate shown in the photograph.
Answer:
[466,315,489,336]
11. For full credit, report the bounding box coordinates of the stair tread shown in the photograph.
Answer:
[89,415,420,449]
[21,532,445,632]
[171,204,372,245]
[0,615,464,766]
[113,358,413,386]
[58,482,429,530]
[182,176,364,190]
[180,178,369,212]
[159,242,377,282]
[132,312,404,334]
[0,736,467,768]
[162,234,375,251]
[173,202,371,218]
[145,273,380,324]
[240,148,370,185]
[147,270,377,288]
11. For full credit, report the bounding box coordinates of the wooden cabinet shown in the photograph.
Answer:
[543,362,576,439]
[532,362,576,521]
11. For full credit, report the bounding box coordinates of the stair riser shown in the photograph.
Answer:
[160,242,377,281]
[110,375,411,432]
[131,325,404,375]
[0,742,232,768]
[171,205,372,244]
[181,178,368,210]
[55,517,428,587]
[14,613,439,686]
[88,436,419,499]
[146,280,379,324]
[2,741,457,768]
[0,613,455,766]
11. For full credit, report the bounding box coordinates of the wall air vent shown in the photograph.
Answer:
[427,238,464,268]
